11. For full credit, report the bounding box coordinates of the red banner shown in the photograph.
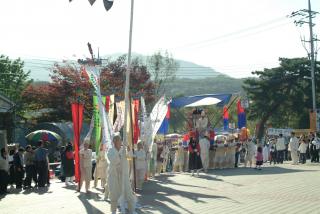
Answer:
[133,100,140,145]
[105,95,110,112]
[71,103,84,183]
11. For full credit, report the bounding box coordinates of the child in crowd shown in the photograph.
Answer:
[255,147,263,170]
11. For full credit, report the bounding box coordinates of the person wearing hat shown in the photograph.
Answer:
[199,132,210,172]
[78,141,92,193]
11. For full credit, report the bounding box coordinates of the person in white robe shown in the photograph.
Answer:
[133,142,146,190]
[161,144,170,173]
[289,132,299,165]
[225,136,236,168]
[199,134,210,172]
[94,144,108,189]
[214,135,226,169]
[148,141,157,178]
[244,139,256,168]
[173,142,185,172]
[196,111,208,137]
[106,134,136,214]
[263,143,270,163]
[78,142,92,193]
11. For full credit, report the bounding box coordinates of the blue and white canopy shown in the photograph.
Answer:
[170,93,232,108]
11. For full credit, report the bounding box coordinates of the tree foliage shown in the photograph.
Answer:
[243,58,320,139]
[0,55,31,112]
[23,55,155,122]
[147,51,179,100]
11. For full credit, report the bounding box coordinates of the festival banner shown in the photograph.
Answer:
[223,106,229,131]
[146,96,168,147]
[237,100,246,129]
[133,100,140,145]
[71,103,84,183]
[85,66,113,149]
[93,95,106,154]
[140,97,148,144]
[113,101,125,133]
[83,115,94,148]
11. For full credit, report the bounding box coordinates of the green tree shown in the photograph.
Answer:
[0,55,31,111]
[243,58,320,140]
[147,51,179,100]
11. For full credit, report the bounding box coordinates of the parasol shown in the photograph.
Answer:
[25,130,62,143]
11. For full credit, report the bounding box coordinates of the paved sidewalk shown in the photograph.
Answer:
[1,162,319,214]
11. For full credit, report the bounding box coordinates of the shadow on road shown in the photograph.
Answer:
[77,192,105,214]
[137,174,238,214]
[208,166,317,177]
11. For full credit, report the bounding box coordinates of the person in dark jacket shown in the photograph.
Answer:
[188,137,202,176]
[34,141,48,187]
[13,148,25,189]
[63,143,75,185]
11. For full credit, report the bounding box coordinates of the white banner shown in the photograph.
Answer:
[145,96,168,147]
[85,66,114,149]
[113,101,125,133]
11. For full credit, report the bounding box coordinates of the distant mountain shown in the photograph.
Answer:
[23,54,242,96]
[166,75,244,97]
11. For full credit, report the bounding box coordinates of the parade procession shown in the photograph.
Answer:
[1,0,320,214]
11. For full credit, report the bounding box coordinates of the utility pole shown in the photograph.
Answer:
[290,0,319,112]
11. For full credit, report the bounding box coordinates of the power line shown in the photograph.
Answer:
[168,16,291,51]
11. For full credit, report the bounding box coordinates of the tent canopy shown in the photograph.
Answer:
[170,93,232,108]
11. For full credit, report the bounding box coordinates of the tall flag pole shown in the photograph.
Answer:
[120,0,137,210]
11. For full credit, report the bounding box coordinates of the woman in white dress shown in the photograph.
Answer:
[78,142,92,193]
[94,144,108,189]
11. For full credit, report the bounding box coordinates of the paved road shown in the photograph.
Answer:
[1,162,320,214]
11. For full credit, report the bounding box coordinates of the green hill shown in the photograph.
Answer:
[166,75,244,97]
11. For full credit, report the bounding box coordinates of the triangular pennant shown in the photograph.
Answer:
[88,0,96,6]
[103,0,113,11]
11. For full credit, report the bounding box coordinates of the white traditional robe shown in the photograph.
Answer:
[263,145,269,162]
[199,138,210,171]
[107,147,122,211]
[94,151,108,188]
[134,149,146,189]
[79,148,92,191]
[244,141,256,167]
[289,137,299,164]
[174,145,185,172]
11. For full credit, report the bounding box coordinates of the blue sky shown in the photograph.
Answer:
[0,0,319,78]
